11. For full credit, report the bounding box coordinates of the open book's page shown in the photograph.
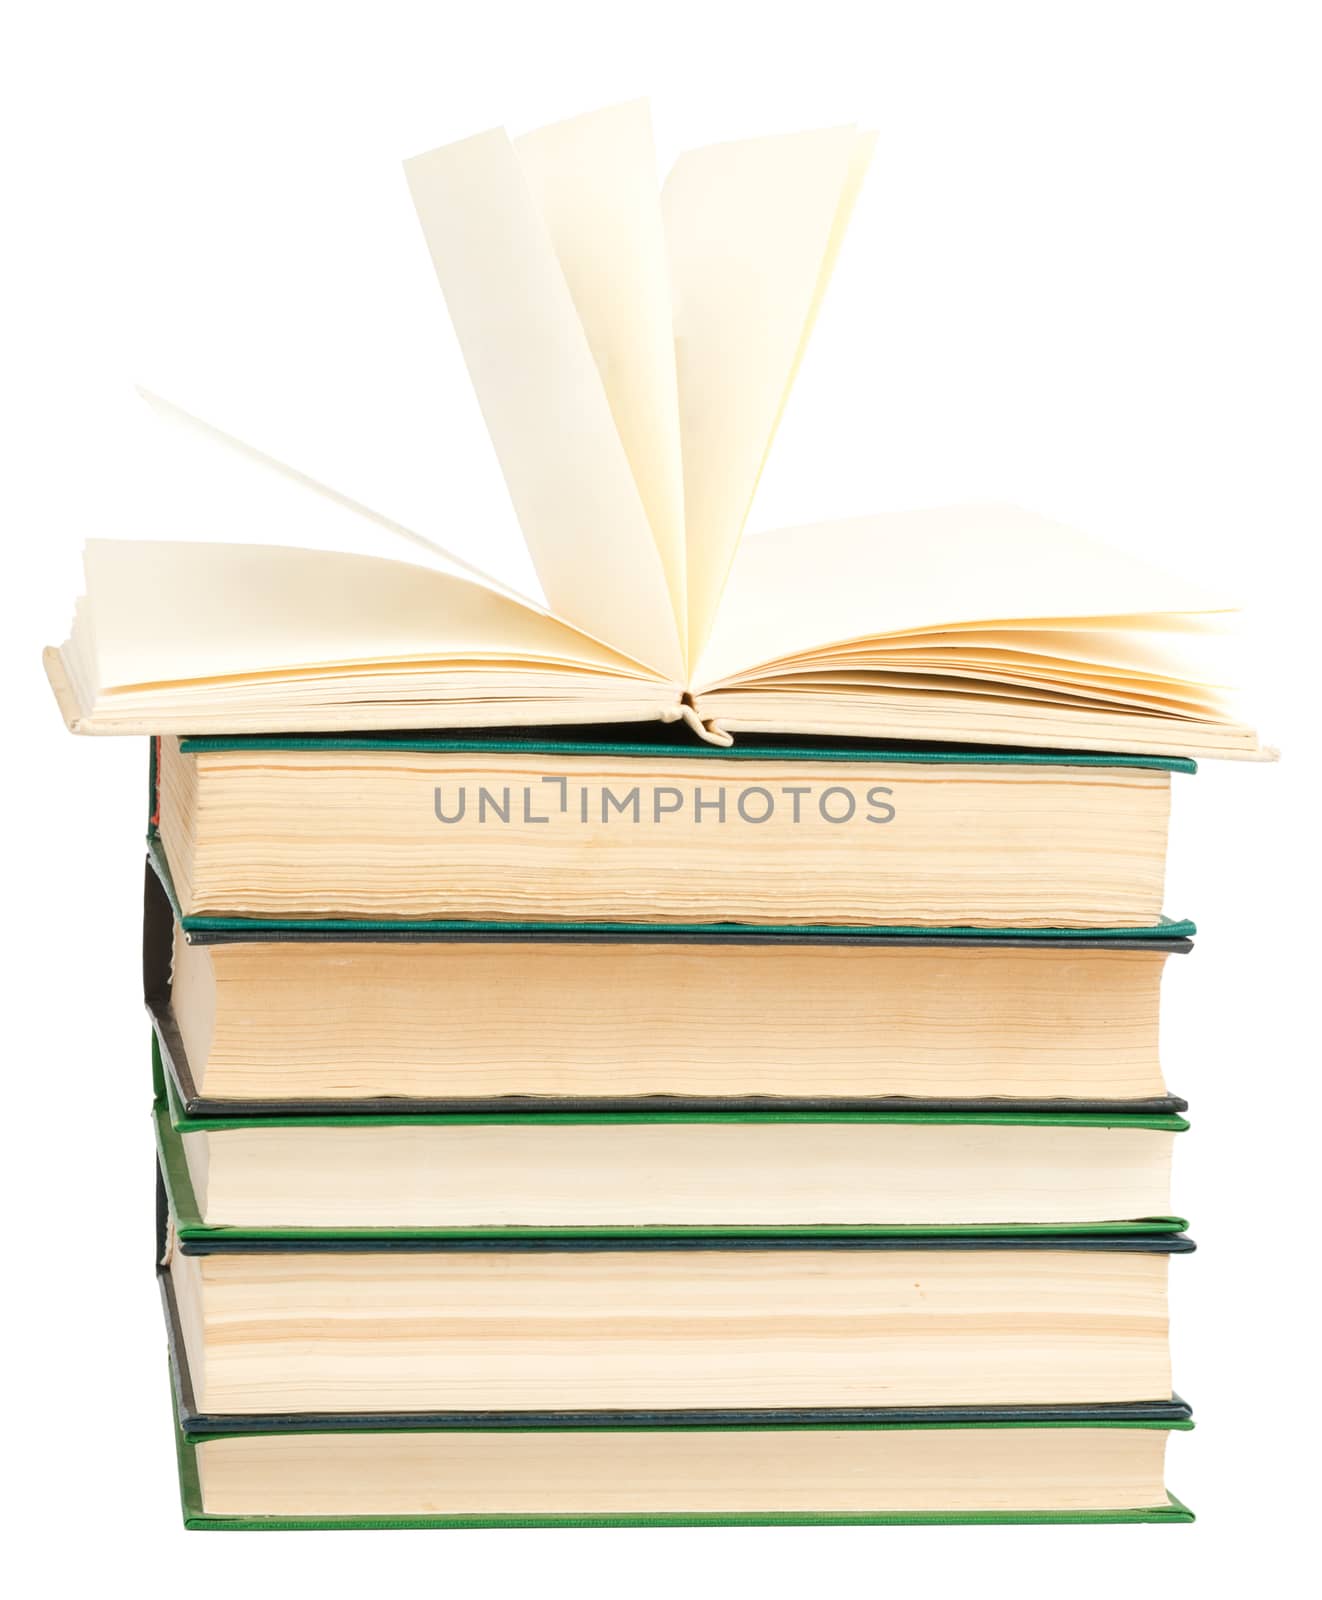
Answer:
[133,389,546,605]
[690,504,1260,756]
[664,127,875,662]
[405,127,683,681]
[807,626,1232,688]
[695,505,1234,687]
[516,103,687,655]
[79,540,656,691]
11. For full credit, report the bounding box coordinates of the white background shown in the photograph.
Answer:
[2,1,1317,1592]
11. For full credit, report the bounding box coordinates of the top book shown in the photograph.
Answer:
[44,103,1261,759]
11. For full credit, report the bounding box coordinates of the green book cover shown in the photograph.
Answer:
[170,1384,1195,1530]
[171,732,1200,769]
[154,1038,1190,1243]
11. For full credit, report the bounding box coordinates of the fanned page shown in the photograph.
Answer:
[693,505,1262,756]
[404,122,684,681]
[664,126,876,662]
[515,102,688,656]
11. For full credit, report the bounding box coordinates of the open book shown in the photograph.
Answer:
[44,103,1261,758]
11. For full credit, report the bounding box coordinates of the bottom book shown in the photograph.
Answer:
[173,1398,1193,1529]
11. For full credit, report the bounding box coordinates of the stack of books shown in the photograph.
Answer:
[45,104,1266,1529]
[144,730,1196,1528]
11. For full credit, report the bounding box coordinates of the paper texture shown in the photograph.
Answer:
[664,127,874,660]
[516,102,688,654]
[405,126,683,681]
[695,505,1235,687]
[83,539,647,690]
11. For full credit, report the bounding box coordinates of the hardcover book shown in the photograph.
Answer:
[149,734,1196,929]
[44,103,1261,760]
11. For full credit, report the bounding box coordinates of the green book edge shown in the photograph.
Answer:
[175,733,1197,774]
[154,1045,1189,1242]
[172,1402,1194,1529]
